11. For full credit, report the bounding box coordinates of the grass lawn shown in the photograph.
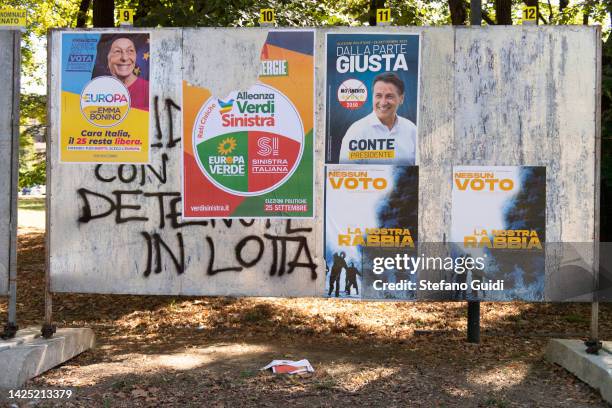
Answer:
[0,232,610,407]
[18,196,46,211]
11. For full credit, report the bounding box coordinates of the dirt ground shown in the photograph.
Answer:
[1,229,611,407]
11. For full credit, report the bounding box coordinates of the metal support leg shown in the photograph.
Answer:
[2,273,18,339]
[2,30,21,340]
[41,30,55,340]
[585,302,601,354]
[41,290,55,339]
[470,0,482,26]
[41,223,55,339]
[467,301,480,343]
[2,274,18,338]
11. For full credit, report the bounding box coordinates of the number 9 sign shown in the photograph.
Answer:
[117,8,134,26]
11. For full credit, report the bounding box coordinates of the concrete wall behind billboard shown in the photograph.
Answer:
[48,27,600,299]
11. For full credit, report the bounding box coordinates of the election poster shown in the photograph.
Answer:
[60,32,150,163]
[450,166,546,301]
[325,33,420,165]
[324,165,418,299]
[183,30,314,218]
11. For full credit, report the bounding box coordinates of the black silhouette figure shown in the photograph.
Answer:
[345,262,362,295]
[329,252,347,297]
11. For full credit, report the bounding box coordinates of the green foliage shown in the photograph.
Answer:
[19,93,46,188]
[3,0,80,86]
[476,0,611,28]
[134,0,346,27]
[538,0,611,27]
[19,152,46,189]
[132,0,450,28]
[5,1,74,188]
[20,93,46,125]
[116,0,607,31]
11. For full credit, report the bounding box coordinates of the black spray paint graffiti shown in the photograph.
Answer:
[76,96,317,281]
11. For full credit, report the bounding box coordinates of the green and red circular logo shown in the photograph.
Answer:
[80,76,130,127]
[192,83,304,196]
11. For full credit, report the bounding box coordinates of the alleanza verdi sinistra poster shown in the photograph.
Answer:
[183,30,314,219]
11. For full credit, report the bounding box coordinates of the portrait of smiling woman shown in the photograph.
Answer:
[92,33,150,111]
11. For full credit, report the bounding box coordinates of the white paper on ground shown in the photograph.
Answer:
[260,359,314,374]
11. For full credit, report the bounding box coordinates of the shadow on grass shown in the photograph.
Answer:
[17,197,46,211]
[2,231,611,406]
[11,330,607,407]
[7,232,611,350]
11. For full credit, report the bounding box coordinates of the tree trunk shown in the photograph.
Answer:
[134,0,152,26]
[92,0,115,28]
[582,0,593,25]
[495,0,512,24]
[368,0,386,26]
[449,0,468,25]
[75,0,91,27]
